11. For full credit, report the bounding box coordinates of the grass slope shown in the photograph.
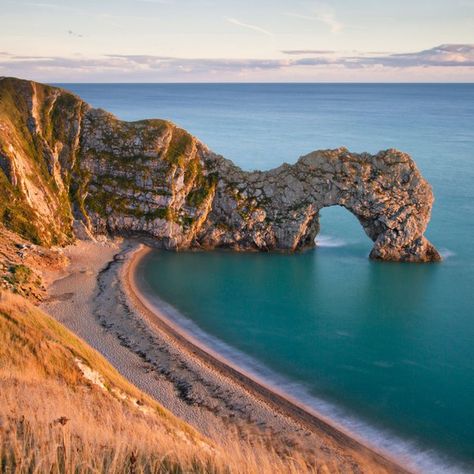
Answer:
[0,292,317,474]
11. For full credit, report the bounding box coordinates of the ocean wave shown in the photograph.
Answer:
[136,278,471,474]
[439,248,456,259]
[316,235,347,248]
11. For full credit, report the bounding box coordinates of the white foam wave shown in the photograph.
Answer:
[316,235,347,248]
[439,248,456,259]
[136,273,471,474]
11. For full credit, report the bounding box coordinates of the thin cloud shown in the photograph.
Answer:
[106,54,175,61]
[315,12,343,34]
[0,45,473,81]
[281,50,335,55]
[286,9,343,34]
[226,17,273,37]
[359,44,474,67]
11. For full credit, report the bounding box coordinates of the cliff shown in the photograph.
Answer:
[0,77,440,262]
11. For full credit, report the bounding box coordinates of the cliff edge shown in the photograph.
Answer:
[0,77,440,262]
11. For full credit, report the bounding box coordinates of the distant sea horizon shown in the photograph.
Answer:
[53,81,474,83]
[59,82,474,473]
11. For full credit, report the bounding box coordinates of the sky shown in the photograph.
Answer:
[0,0,473,82]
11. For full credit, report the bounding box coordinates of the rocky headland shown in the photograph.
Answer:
[0,77,440,262]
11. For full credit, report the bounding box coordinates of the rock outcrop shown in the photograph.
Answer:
[0,77,440,262]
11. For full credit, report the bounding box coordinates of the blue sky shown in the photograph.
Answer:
[1,0,473,81]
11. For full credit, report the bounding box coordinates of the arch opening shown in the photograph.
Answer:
[315,205,373,254]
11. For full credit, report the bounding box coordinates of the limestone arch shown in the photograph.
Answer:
[204,148,441,262]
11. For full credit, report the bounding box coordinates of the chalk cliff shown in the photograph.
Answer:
[0,77,440,262]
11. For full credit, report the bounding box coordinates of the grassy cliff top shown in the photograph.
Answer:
[0,291,315,473]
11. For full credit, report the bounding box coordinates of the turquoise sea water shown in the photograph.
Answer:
[60,84,474,472]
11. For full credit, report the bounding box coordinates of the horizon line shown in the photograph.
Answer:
[49,80,474,85]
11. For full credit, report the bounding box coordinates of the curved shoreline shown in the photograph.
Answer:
[123,243,411,474]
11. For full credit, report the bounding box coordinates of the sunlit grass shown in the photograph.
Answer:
[0,292,325,473]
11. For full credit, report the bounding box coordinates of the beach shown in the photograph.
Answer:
[40,237,411,473]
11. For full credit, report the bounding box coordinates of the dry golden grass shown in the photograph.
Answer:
[0,292,326,473]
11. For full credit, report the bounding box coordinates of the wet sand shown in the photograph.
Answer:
[41,238,412,473]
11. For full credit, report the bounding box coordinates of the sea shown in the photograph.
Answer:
[58,83,474,473]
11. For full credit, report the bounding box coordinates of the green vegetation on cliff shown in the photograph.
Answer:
[0,78,81,245]
[165,126,193,166]
[0,78,218,246]
[0,173,42,244]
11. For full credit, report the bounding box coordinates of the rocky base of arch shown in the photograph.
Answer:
[369,236,441,263]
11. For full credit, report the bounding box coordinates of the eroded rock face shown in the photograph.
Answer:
[0,78,441,262]
[200,149,441,262]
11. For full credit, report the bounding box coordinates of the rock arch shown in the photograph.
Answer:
[198,148,441,262]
